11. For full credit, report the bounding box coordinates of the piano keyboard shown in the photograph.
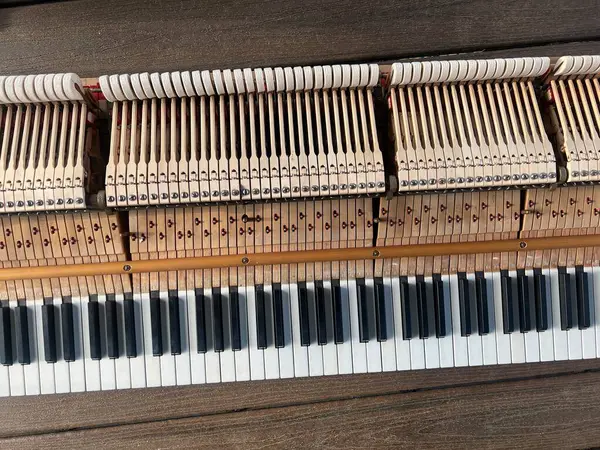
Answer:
[0,267,596,396]
[1,54,600,397]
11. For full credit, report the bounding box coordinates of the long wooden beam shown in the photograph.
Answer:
[0,234,598,281]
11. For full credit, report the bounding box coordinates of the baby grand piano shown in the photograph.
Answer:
[0,0,600,447]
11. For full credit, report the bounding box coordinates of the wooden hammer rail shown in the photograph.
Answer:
[0,234,599,281]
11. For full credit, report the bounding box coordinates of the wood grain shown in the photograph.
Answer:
[0,0,599,75]
[5,369,600,449]
[1,359,599,438]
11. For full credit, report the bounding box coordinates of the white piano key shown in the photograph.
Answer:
[465,273,483,367]
[492,271,512,365]
[347,278,367,374]
[23,300,40,395]
[380,277,397,372]
[438,275,454,368]
[278,283,295,379]
[523,270,540,363]
[219,287,236,383]
[81,296,101,391]
[234,286,251,381]
[306,281,324,377]
[449,274,468,367]
[140,292,162,387]
[263,284,280,379]
[508,271,526,364]
[54,298,71,394]
[594,265,600,359]
[391,277,411,371]
[245,285,265,381]
[114,294,132,389]
[566,267,583,360]
[407,277,425,370]
[174,290,191,385]
[159,291,177,386]
[129,293,147,389]
[204,287,221,383]
[549,268,568,361]
[539,268,555,362]
[187,289,206,384]
[0,352,9,397]
[321,281,338,376]
[581,266,596,359]
[423,277,440,369]
[68,296,86,392]
[365,278,382,373]
[289,282,309,378]
[8,298,25,396]
[336,279,354,375]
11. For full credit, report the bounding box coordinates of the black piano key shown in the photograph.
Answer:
[61,300,75,362]
[229,287,241,351]
[332,280,344,344]
[168,290,181,355]
[576,267,591,330]
[517,270,532,333]
[501,271,515,334]
[400,277,412,340]
[123,293,137,358]
[150,292,163,356]
[533,270,548,332]
[558,267,573,331]
[105,294,119,359]
[315,281,327,345]
[298,282,310,347]
[357,278,369,343]
[42,300,57,363]
[475,272,490,336]
[433,274,446,338]
[0,305,12,366]
[212,288,224,352]
[374,277,387,342]
[416,276,429,339]
[458,273,471,337]
[88,296,102,360]
[195,289,207,353]
[15,304,30,365]
[255,284,267,350]
[272,283,285,348]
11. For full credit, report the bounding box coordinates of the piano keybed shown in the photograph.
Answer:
[1,55,600,395]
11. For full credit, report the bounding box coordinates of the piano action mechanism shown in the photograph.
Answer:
[0,55,600,394]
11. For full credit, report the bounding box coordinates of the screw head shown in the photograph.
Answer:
[241,257,250,265]
[519,241,527,249]
[123,264,132,271]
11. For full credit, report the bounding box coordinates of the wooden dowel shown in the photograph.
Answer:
[0,234,598,281]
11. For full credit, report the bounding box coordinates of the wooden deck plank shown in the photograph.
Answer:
[0,359,599,438]
[4,369,600,449]
[0,0,599,75]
